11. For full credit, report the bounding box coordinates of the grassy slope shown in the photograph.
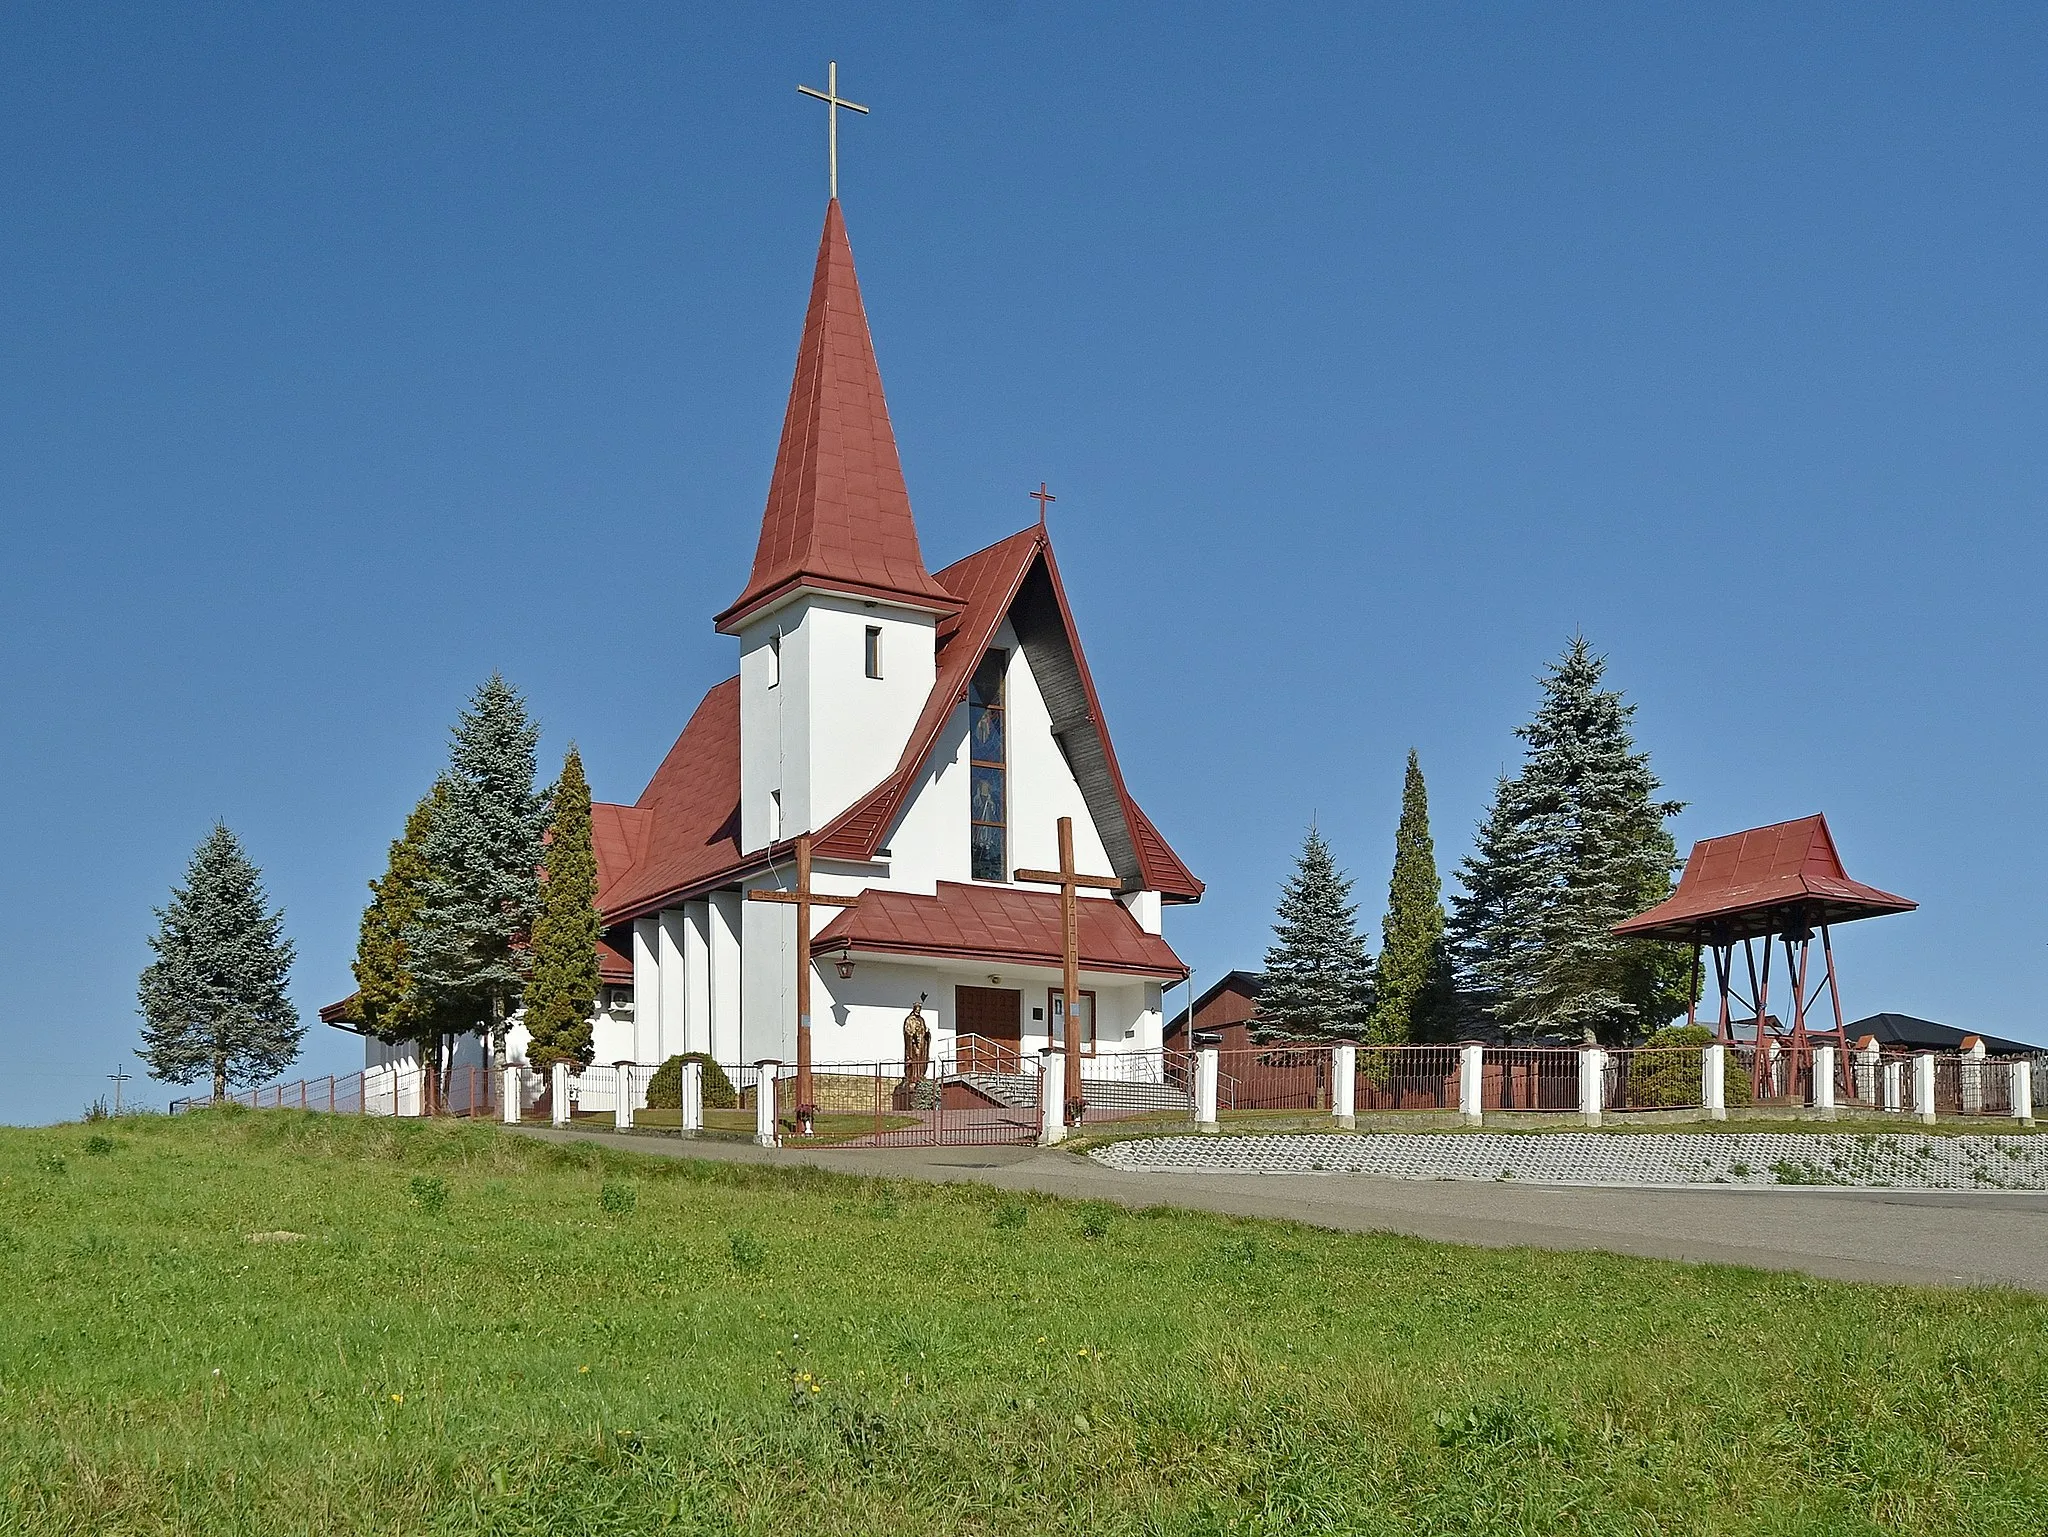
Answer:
[2,1113,2043,1536]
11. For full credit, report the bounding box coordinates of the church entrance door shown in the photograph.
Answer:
[954,985,1022,1073]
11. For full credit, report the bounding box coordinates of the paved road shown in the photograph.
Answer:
[517,1127,2048,1293]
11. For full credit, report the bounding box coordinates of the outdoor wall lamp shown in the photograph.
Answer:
[834,944,855,980]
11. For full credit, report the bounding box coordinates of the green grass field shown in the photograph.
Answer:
[5,1111,2045,1535]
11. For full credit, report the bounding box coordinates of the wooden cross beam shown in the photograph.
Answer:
[1015,816,1122,1125]
[746,833,847,1135]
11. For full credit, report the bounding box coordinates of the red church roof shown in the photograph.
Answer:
[812,526,1203,902]
[596,521,1202,921]
[1613,814,1915,943]
[813,881,1187,979]
[594,678,745,918]
[714,200,958,633]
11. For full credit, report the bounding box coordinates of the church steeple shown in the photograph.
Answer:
[715,200,957,634]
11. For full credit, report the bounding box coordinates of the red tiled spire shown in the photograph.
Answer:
[715,199,958,633]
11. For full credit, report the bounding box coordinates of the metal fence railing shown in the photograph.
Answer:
[171,1065,500,1119]
[1484,1048,1580,1112]
[167,1043,2048,1132]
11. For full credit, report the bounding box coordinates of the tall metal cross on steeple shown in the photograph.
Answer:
[797,60,869,201]
[1030,481,1056,525]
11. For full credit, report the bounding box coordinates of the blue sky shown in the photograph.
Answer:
[3,3,2043,1122]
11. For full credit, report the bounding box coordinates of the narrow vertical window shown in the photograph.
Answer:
[969,650,1008,880]
[767,634,782,688]
[864,625,883,679]
[769,789,782,840]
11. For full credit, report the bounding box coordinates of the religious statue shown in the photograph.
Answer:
[902,997,932,1085]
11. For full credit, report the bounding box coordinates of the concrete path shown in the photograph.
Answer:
[516,1126,2048,1294]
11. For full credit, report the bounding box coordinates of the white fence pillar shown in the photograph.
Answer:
[1914,1053,1937,1124]
[1459,1044,1484,1125]
[1331,1044,1357,1129]
[2012,1059,2034,1126]
[1960,1038,1986,1115]
[1703,1044,1727,1121]
[550,1062,570,1128]
[501,1065,521,1125]
[680,1060,704,1135]
[1194,1047,1219,1132]
[1854,1037,1881,1105]
[755,1062,781,1147]
[1882,1058,1902,1114]
[1039,1051,1066,1146]
[613,1062,635,1130]
[1812,1046,1836,1117]
[1579,1047,1606,1127]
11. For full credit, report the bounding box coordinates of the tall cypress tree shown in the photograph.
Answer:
[1449,637,1689,1043]
[1368,751,1455,1043]
[408,675,548,1080]
[138,824,302,1100]
[522,745,600,1071]
[1257,825,1375,1041]
[352,781,446,1048]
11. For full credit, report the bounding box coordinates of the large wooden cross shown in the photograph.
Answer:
[1015,816,1121,1124]
[747,833,840,1136]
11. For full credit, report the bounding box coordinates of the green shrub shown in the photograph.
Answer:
[409,1175,448,1214]
[84,1134,115,1156]
[644,1053,738,1110]
[729,1229,766,1273]
[35,1151,66,1176]
[992,1200,1028,1231]
[599,1181,636,1214]
[1628,1024,1753,1108]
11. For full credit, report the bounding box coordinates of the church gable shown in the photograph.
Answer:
[812,525,1200,902]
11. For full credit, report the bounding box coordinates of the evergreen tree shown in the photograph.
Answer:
[351,781,446,1046]
[1256,825,1375,1041]
[1448,637,1690,1044]
[408,675,548,1070]
[522,745,600,1071]
[1368,751,1455,1043]
[138,824,302,1100]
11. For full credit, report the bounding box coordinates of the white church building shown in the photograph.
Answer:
[334,197,1201,1075]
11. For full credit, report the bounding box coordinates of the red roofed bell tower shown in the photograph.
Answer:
[719,199,959,856]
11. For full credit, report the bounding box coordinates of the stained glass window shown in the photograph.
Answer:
[969,650,1007,881]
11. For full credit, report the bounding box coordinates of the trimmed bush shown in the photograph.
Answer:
[1628,1024,1753,1108]
[644,1052,738,1110]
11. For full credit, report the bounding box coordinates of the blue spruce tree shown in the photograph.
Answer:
[1257,825,1375,1041]
[408,675,548,1099]
[1449,637,1689,1043]
[138,824,302,1101]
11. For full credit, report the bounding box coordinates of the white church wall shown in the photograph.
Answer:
[800,598,934,832]
[996,622,1117,885]
[739,882,799,1065]
[879,630,1116,897]
[880,705,971,893]
[737,622,790,854]
[1120,890,1163,936]
[657,909,690,1060]
[708,890,743,1063]
[737,596,935,851]
[632,917,661,1061]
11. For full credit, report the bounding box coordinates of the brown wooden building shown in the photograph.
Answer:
[1164,970,1265,1054]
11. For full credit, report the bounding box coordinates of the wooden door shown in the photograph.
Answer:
[955,986,1022,1071]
